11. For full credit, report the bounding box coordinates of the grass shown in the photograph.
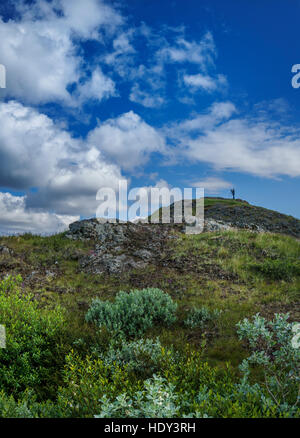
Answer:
[203,197,249,208]
[0,228,299,374]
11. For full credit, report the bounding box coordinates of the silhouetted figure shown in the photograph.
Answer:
[230,188,235,200]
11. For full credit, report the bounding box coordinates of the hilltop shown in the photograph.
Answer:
[149,197,300,237]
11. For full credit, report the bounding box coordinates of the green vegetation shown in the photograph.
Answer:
[0,228,299,417]
[237,313,300,408]
[85,288,177,338]
[0,275,67,399]
[203,197,248,208]
[184,306,222,329]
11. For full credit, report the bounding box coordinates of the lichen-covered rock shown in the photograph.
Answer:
[0,245,13,255]
[67,220,179,274]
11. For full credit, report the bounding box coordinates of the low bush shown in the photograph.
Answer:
[85,288,177,337]
[96,337,173,378]
[57,351,137,417]
[0,390,60,418]
[95,375,179,418]
[237,313,300,409]
[1,337,299,418]
[0,275,67,399]
[184,306,222,329]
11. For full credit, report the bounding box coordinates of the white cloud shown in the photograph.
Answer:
[129,83,164,108]
[0,0,122,105]
[0,100,168,223]
[104,30,136,76]
[75,67,117,103]
[186,119,300,178]
[88,111,165,170]
[166,101,237,137]
[169,101,300,178]
[157,31,216,68]
[183,73,227,92]
[0,100,123,217]
[190,177,232,194]
[0,192,78,235]
[59,0,122,38]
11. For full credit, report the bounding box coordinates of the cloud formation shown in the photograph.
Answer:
[0,0,122,105]
[190,177,232,194]
[88,111,165,171]
[183,73,227,93]
[168,101,300,178]
[0,192,78,235]
[156,31,216,68]
[0,100,123,217]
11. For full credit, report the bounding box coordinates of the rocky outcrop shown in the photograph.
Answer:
[67,220,180,274]
[204,204,300,238]
[65,199,300,274]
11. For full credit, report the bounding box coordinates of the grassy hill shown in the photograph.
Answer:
[149,197,300,238]
[0,204,299,417]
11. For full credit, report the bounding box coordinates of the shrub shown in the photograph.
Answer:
[57,351,136,417]
[85,288,177,337]
[0,275,67,399]
[95,375,179,418]
[161,346,300,418]
[236,313,300,409]
[96,337,173,378]
[0,390,61,418]
[184,306,221,329]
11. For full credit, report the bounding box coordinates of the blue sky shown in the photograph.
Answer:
[0,0,300,233]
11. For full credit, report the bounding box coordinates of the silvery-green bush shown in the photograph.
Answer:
[95,375,179,418]
[97,337,170,377]
[184,306,222,329]
[86,288,177,337]
[236,313,300,408]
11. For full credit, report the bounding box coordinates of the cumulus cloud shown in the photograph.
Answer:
[0,100,167,227]
[88,111,166,170]
[190,177,232,194]
[0,192,78,235]
[0,0,121,105]
[0,100,123,218]
[75,67,117,103]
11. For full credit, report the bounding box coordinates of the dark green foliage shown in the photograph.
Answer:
[0,275,67,399]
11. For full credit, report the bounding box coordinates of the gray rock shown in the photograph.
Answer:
[0,245,12,255]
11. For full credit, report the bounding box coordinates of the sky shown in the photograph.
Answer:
[0,0,300,234]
